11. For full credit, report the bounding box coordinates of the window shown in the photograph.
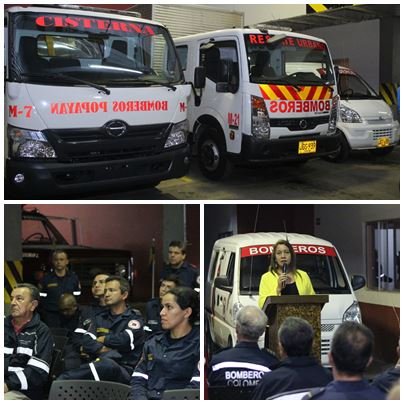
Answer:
[199,40,239,89]
[176,45,188,70]
[366,219,400,291]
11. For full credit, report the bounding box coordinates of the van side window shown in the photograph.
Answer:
[200,40,239,90]
[176,45,188,70]
[226,252,235,286]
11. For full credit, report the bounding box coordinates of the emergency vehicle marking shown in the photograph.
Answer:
[228,112,240,129]
[259,85,332,101]
[248,34,326,50]
[35,15,156,36]
[240,244,336,258]
[49,100,169,114]
[9,105,33,118]
[179,102,187,112]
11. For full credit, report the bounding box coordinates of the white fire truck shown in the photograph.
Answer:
[175,28,340,179]
[5,5,191,196]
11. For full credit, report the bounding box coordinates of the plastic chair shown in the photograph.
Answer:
[208,385,255,400]
[48,379,131,400]
[162,388,200,400]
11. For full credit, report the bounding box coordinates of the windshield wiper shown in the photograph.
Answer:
[108,77,177,91]
[20,72,111,95]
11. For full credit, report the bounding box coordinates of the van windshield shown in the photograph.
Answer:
[239,247,351,295]
[244,33,335,86]
[9,12,182,87]
[338,70,380,100]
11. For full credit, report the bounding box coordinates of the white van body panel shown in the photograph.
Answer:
[206,232,361,366]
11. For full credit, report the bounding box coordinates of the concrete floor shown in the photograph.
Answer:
[81,147,400,200]
[7,147,399,200]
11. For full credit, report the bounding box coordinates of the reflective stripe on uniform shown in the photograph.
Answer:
[9,368,28,390]
[73,291,81,296]
[39,292,48,297]
[89,362,100,381]
[84,332,97,340]
[125,329,135,350]
[17,347,33,356]
[27,357,50,373]
[74,328,87,334]
[211,361,270,373]
[191,376,200,383]
[4,347,14,354]
[131,371,148,380]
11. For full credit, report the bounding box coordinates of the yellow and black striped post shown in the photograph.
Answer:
[5,260,24,303]
[379,82,399,106]
[306,5,353,13]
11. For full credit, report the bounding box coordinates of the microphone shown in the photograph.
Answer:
[282,263,287,288]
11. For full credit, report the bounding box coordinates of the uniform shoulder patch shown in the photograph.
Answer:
[128,320,141,329]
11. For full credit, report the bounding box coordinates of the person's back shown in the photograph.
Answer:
[307,321,386,400]
[252,317,331,399]
[208,306,278,388]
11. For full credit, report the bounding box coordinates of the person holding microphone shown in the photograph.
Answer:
[258,239,315,308]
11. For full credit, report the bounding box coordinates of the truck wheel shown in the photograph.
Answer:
[198,129,233,180]
[325,130,350,163]
[369,146,395,157]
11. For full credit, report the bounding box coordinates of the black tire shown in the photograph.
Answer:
[369,146,395,157]
[325,130,350,163]
[198,128,233,180]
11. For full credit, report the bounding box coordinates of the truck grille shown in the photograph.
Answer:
[372,128,393,140]
[271,116,329,131]
[45,123,170,162]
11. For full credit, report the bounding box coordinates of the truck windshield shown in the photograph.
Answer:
[244,33,335,86]
[239,249,351,295]
[338,70,380,100]
[9,12,182,87]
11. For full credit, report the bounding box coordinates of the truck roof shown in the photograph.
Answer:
[174,28,327,44]
[6,5,165,28]
[213,232,334,249]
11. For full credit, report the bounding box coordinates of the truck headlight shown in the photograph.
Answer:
[340,104,362,123]
[327,95,340,135]
[8,126,57,158]
[164,120,188,148]
[251,95,270,139]
[342,301,362,323]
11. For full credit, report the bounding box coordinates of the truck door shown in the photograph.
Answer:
[198,37,243,155]
[212,250,235,347]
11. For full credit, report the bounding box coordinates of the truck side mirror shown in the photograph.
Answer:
[351,274,365,290]
[334,65,340,82]
[214,277,232,292]
[194,66,206,89]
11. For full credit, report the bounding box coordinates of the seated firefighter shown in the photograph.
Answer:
[58,276,145,384]
[5,283,54,400]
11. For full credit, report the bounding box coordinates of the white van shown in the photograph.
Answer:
[327,66,399,162]
[205,232,365,365]
[175,29,340,179]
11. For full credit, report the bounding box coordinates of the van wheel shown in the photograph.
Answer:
[325,130,350,162]
[198,129,233,180]
[369,146,395,157]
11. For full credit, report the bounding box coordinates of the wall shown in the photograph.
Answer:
[208,4,306,26]
[305,20,380,90]
[314,204,400,363]
[24,204,198,302]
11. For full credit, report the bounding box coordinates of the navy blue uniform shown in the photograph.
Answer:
[252,356,332,400]
[39,269,81,327]
[307,380,387,400]
[145,297,162,335]
[160,262,199,289]
[5,312,54,399]
[208,341,278,387]
[58,307,145,384]
[371,366,400,393]
[130,326,200,400]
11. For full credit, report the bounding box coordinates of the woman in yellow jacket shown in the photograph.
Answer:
[258,239,315,308]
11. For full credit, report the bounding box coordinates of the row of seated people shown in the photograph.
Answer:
[5,275,200,400]
[206,306,400,400]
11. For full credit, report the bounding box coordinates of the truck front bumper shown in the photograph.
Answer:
[7,145,190,197]
[232,133,340,163]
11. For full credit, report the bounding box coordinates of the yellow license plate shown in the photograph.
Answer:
[298,140,317,154]
[377,137,390,148]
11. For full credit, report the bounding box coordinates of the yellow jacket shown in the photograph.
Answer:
[258,269,315,308]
